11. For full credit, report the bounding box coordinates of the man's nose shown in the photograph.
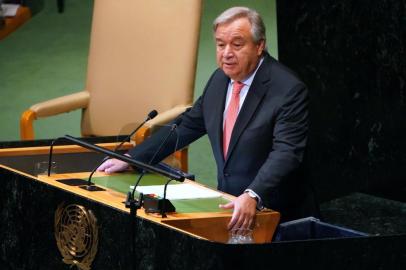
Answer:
[223,45,234,58]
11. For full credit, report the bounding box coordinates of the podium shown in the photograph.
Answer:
[0,138,279,269]
[38,171,280,244]
[1,138,405,270]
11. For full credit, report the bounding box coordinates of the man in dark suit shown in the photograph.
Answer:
[98,7,316,229]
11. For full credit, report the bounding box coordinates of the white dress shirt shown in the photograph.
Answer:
[222,57,265,209]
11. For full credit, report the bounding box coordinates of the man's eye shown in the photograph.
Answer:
[217,43,225,48]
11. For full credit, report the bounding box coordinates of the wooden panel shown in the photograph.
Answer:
[162,212,280,243]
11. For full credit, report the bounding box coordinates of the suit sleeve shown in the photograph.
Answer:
[247,83,309,200]
[127,72,217,164]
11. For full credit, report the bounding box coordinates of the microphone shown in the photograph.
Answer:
[132,117,183,190]
[81,110,158,191]
[46,110,158,189]
[114,109,158,152]
[128,117,183,215]
[147,117,183,166]
[49,135,185,181]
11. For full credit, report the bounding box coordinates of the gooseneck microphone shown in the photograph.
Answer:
[46,110,158,189]
[132,117,183,192]
[148,117,182,166]
[82,110,158,191]
[49,135,185,180]
[115,109,158,153]
[127,117,183,215]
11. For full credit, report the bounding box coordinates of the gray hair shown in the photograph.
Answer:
[213,7,266,44]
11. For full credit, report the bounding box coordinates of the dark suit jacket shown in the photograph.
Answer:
[129,53,316,221]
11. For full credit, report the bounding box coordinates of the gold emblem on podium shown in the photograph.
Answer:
[54,203,98,270]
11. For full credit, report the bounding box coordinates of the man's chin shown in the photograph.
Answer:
[222,67,238,79]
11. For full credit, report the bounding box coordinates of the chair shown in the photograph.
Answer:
[20,0,202,172]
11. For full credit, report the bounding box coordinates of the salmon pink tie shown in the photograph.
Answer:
[223,81,245,158]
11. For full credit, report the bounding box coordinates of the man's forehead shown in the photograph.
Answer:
[216,17,251,30]
[215,18,252,39]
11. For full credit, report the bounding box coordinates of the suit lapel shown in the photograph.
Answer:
[209,73,229,163]
[224,55,273,164]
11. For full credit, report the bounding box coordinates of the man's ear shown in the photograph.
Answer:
[256,39,266,56]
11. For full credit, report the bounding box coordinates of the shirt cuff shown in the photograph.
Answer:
[244,189,264,210]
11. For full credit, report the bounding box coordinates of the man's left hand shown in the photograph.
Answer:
[219,192,257,230]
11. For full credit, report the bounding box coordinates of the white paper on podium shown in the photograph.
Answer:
[130,183,222,200]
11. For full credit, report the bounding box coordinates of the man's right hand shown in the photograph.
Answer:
[97,158,130,174]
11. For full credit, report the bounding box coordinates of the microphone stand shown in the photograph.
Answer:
[161,179,175,218]
[125,124,176,212]
[141,120,182,216]
[125,170,146,216]
[46,110,158,190]
[61,135,184,179]
[47,135,184,190]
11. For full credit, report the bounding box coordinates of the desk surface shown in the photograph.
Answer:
[38,171,235,218]
[33,170,279,243]
[90,173,231,213]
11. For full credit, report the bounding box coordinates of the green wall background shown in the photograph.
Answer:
[0,0,277,187]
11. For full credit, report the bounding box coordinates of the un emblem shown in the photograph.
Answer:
[55,203,98,270]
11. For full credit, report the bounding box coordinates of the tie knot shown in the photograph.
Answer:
[233,81,244,95]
